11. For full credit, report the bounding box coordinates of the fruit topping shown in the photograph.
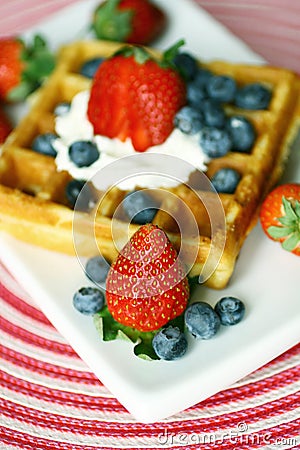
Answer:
[174,106,203,135]
[79,57,105,79]
[31,133,58,157]
[73,286,105,315]
[85,255,111,284]
[65,179,96,211]
[0,34,55,102]
[87,43,186,152]
[214,296,245,326]
[235,83,271,110]
[105,224,189,332]
[92,0,167,45]
[184,301,221,339]
[152,326,188,360]
[226,115,256,153]
[206,74,237,103]
[199,127,232,158]
[122,190,159,224]
[260,183,300,256]
[68,140,100,167]
[211,168,241,194]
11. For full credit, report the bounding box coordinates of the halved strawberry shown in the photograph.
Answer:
[92,0,167,45]
[87,43,186,152]
[260,183,300,256]
[105,224,189,332]
[0,35,55,103]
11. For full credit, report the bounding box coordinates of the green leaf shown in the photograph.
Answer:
[267,225,294,239]
[282,196,298,221]
[93,306,159,360]
[294,200,300,218]
[282,231,300,252]
[7,81,34,102]
[93,0,133,42]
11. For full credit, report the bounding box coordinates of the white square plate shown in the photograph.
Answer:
[0,0,299,423]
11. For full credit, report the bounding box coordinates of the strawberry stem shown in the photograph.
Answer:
[93,0,133,42]
[267,196,300,252]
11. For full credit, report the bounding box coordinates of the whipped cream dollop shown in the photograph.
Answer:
[54,91,210,190]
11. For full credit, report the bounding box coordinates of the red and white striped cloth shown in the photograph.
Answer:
[1,260,300,448]
[0,0,300,73]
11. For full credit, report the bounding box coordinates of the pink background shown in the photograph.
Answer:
[0,0,299,73]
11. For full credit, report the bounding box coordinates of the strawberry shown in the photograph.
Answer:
[92,0,167,45]
[87,43,186,152]
[0,35,55,103]
[105,224,190,332]
[260,183,300,256]
[0,107,12,143]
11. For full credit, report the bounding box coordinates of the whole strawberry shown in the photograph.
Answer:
[92,0,167,45]
[0,106,12,143]
[0,35,55,103]
[260,183,300,256]
[106,224,189,332]
[87,43,186,152]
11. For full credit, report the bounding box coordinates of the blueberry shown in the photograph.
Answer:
[31,133,57,157]
[201,99,226,128]
[79,57,104,79]
[206,75,237,103]
[185,301,220,339]
[193,68,213,88]
[65,179,96,211]
[152,326,187,360]
[172,52,198,81]
[69,141,99,167]
[235,83,272,110]
[174,106,203,135]
[226,115,256,153]
[199,127,232,158]
[215,296,245,326]
[54,102,71,116]
[186,81,207,108]
[211,168,241,194]
[122,190,159,225]
[85,255,110,284]
[73,287,105,315]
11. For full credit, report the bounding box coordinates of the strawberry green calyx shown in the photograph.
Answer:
[114,44,151,64]
[8,35,55,102]
[268,196,300,252]
[93,0,133,42]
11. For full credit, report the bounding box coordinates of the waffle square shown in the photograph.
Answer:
[0,40,299,288]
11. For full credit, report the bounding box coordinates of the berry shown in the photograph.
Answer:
[172,52,198,81]
[186,81,207,108]
[215,296,245,326]
[0,107,12,143]
[0,35,55,102]
[260,183,300,256]
[201,99,226,128]
[199,127,232,158]
[122,190,159,224]
[211,168,241,194]
[235,83,271,110]
[106,224,189,332]
[193,67,213,88]
[174,106,203,135]
[73,287,105,315]
[65,179,95,211]
[87,44,186,152]
[54,102,71,116]
[85,255,110,284]
[68,140,99,167]
[152,326,187,360]
[184,301,220,339]
[226,115,256,152]
[31,133,57,157]
[92,0,166,45]
[79,57,105,79]
[206,75,237,103]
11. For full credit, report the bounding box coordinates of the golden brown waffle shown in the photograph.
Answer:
[0,40,300,288]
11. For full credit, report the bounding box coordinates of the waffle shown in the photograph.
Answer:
[0,40,299,289]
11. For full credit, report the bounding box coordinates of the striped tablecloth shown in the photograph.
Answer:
[0,1,300,448]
